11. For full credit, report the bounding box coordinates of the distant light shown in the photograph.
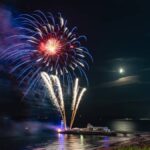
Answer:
[80,135,84,144]
[25,126,29,130]
[119,68,124,74]
[57,128,62,133]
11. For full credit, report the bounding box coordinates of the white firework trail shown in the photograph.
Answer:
[75,88,87,113]
[41,72,59,109]
[41,72,66,129]
[54,76,64,110]
[41,72,86,129]
[70,80,87,129]
[72,78,79,110]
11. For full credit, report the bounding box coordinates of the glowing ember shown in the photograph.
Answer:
[40,38,62,55]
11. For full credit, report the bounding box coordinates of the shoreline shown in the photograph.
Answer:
[99,134,150,149]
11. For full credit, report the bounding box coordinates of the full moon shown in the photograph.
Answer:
[119,68,124,74]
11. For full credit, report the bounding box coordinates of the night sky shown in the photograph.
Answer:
[0,0,150,125]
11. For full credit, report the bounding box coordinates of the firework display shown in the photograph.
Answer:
[70,79,87,129]
[1,10,91,129]
[41,72,86,129]
[2,10,92,94]
[41,72,67,129]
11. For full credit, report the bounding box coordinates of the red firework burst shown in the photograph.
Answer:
[39,37,63,56]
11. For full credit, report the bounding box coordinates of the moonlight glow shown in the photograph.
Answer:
[119,68,124,74]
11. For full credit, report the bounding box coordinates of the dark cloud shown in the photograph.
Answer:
[108,57,145,63]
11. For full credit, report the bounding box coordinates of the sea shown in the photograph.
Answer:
[0,120,149,150]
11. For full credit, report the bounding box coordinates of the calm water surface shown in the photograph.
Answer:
[0,120,149,150]
[0,134,130,150]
